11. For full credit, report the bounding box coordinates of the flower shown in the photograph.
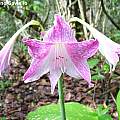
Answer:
[69,17,120,71]
[0,20,40,77]
[23,15,99,93]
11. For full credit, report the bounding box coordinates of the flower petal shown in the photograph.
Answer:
[0,38,15,76]
[49,68,62,94]
[68,56,92,85]
[65,39,99,59]
[97,38,120,71]
[65,59,82,79]
[22,38,53,59]
[0,20,39,76]
[65,39,99,85]
[22,39,54,82]
[48,43,82,93]
[23,57,50,83]
[74,60,91,84]
[49,43,83,93]
[58,44,82,78]
[43,15,76,42]
[70,17,120,71]
[87,27,120,71]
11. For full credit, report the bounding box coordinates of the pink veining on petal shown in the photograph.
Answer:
[71,17,120,71]
[66,39,99,59]
[22,38,53,59]
[23,15,99,93]
[23,59,42,81]
[49,68,62,94]
[22,39,53,83]
[23,58,50,82]
[65,39,99,84]
[43,15,76,42]
[45,42,82,92]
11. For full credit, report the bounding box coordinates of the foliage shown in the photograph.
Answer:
[0,117,6,120]
[29,0,49,22]
[0,11,16,43]
[88,58,103,81]
[88,58,106,81]
[0,79,12,91]
[96,105,112,120]
[103,64,110,73]
[116,90,120,120]
[26,102,112,120]
[88,58,100,69]
[110,30,120,43]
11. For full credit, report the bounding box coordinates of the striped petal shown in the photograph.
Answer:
[66,39,99,59]
[65,39,99,84]
[48,43,82,93]
[49,68,62,94]
[70,17,120,71]
[23,39,53,82]
[43,15,76,42]
[22,38,53,59]
[23,58,50,83]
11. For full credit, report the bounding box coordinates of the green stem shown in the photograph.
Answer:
[58,75,66,120]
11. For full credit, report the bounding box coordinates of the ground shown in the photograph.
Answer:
[0,72,119,119]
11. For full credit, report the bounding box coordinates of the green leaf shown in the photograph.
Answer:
[26,102,98,120]
[88,58,99,69]
[98,115,112,120]
[116,90,120,120]
[0,80,12,91]
[96,105,109,115]
[96,105,112,120]
[92,74,104,81]
[0,117,6,120]
[103,64,110,73]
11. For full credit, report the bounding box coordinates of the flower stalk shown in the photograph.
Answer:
[58,75,66,120]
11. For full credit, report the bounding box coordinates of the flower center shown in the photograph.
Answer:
[54,43,67,72]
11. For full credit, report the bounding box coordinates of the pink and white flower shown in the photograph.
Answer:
[23,15,99,93]
[69,17,120,71]
[0,20,39,77]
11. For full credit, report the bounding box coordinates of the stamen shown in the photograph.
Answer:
[56,57,59,59]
